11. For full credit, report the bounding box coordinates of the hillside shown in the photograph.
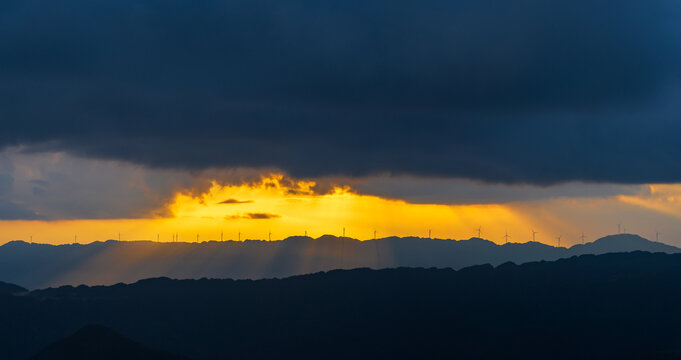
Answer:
[2,251,681,359]
[30,325,189,360]
[0,281,26,295]
[0,233,676,289]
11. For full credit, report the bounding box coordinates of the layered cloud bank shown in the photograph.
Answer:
[1,0,681,183]
[0,149,680,246]
[2,1,681,244]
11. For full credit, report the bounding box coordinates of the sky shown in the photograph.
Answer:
[1,1,681,246]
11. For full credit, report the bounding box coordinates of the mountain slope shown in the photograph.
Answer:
[31,325,189,360]
[0,281,26,295]
[571,234,679,255]
[0,233,677,288]
[2,252,681,359]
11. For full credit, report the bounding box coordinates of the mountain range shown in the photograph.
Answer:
[3,251,681,359]
[1,233,677,289]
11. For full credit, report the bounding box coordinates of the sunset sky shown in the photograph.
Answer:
[1,1,681,246]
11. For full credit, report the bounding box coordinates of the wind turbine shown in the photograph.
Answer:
[268,231,272,241]
[656,230,661,243]
[503,231,511,244]
[476,226,482,238]
[580,232,587,244]
[375,234,381,268]
[556,235,561,247]
[238,231,241,241]
[221,231,223,242]
[428,229,431,239]
[531,229,538,242]
[373,230,377,240]
[343,227,346,237]
[618,223,621,234]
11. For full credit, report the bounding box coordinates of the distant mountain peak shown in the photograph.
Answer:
[30,324,189,360]
[575,233,680,255]
[593,233,650,244]
[0,281,27,295]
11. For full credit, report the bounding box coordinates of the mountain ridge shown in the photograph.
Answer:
[3,251,681,359]
[1,233,676,289]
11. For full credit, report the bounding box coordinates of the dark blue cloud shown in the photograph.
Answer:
[1,0,681,184]
[0,173,42,219]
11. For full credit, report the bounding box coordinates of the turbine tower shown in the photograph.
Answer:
[375,234,381,268]
[221,231,223,242]
[373,230,377,240]
[503,231,511,244]
[531,229,538,242]
[476,226,482,238]
[238,231,241,241]
[268,231,272,241]
[656,230,661,243]
[428,229,431,239]
[580,232,586,244]
[556,235,561,247]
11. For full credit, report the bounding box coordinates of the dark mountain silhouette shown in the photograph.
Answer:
[3,251,681,359]
[569,234,679,254]
[30,324,190,360]
[0,281,26,295]
[0,233,676,289]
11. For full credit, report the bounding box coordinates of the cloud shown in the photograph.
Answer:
[0,1,680,184]
[350,176,643,205]
[0,148,668,221]
[219,199,254,205]
[0,201,42,220]
[227,213,281,220]
[0,147,215,220]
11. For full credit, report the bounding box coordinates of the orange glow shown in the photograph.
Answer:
[617,184,681,219]
[0,175,536,245]
[3,176,680,247]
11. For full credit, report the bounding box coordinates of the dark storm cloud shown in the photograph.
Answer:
[0,172,42,220]
[0,201,42,220]
[1,0,681,184]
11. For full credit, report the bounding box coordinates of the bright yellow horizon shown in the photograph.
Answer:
[0,175,677,247]
[0,175,535,245]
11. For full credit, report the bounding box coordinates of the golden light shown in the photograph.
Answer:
[0,174,537,245]
[5,175,679,247]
